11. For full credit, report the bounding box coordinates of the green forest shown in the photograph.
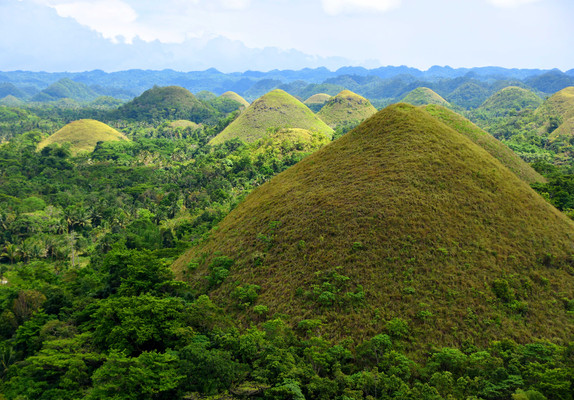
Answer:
[0,80,573,400]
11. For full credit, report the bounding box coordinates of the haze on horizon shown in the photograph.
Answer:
[0,0,572,72]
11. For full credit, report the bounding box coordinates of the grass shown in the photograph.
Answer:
[537,86,574,121]
[401,87,450,107]
[169,120,201,129]
[174,103,574,353]
[316,90,377,127]
[304,93,332,105]
[478,86,542,116]
[549,116,574,142]
[220,91,250,109]
[209,89,333,145]
[423,104,545,184]
[37,119,129,155]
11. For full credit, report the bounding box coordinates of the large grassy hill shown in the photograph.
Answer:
[209,89,333,145]
[174,103,574,353]
[478,86,543,116]
[37,119,129,154]
[116,85,215,123]
[316,90,377,127]
[401,87,450,107]
[423,104,545,184]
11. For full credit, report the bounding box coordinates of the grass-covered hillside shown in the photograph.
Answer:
[209,89,333,144]
[304,93,332,112]
[477,86,543,117]
[115,85,216,123]
[175,103,574,354]
[401,87,450,107]
[423,104,545,184]
[220,91,250,109]
[316,90,377,127]
[36,119,129,154]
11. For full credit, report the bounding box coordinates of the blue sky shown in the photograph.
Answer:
[1,0,572,72]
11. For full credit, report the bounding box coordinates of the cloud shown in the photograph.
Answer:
[321,0,401,15]
[486,0,544,8]
[219,0,251,10]
[47,0,139,42]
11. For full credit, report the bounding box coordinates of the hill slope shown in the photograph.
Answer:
[423,104,545,184]
[37,119,129,154]
[209,89,333,145]
[401,87,450,107]
[116,86,215,123]
[478,86,542,116]
[316,90,377,127]
[174,103,574,351]
[220,91,250,109]
[304,93,332,112]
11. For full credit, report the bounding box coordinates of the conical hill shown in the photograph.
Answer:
[304,93,332,112]
[401,87,450,107]
[317,90,377,127]
[116,86,214,123]
[423,104,545,184]
[37,119,129,155]
[537,86,574,121]
[209,89,333,145]
[220,91,250,109]
[174,103,574,350]
[304,93,332,105]
[478,86,542,116]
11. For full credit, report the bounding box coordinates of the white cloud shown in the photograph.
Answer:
[321,0,401,15]
[48,0,138,41]
[486,0,543,8]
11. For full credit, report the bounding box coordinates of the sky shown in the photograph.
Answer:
[0,0,572,72]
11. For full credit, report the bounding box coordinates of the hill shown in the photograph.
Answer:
[401,87,450,107]
[31,78,99,102]
[174,103,574,351]
[209,89,333,145]
[316,90,377,127]
[445,82,490,109]
[115,86,215,123]
[423,104,545,184]
[0,95,24,107]
[37,119,129,155]
[478,86,542,116]
[220,91,250,109]
[537,86,574,121]
[304,93,332,112]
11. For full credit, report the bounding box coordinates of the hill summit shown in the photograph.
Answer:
[401,87,450,107]
[220,91,250,109]
[175,103,574,350]
[37,119,129,155]
[317,90,377,127]
[478,86,542,116]
[209,89,333,145]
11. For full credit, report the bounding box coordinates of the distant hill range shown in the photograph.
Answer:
[2,67,574,107]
